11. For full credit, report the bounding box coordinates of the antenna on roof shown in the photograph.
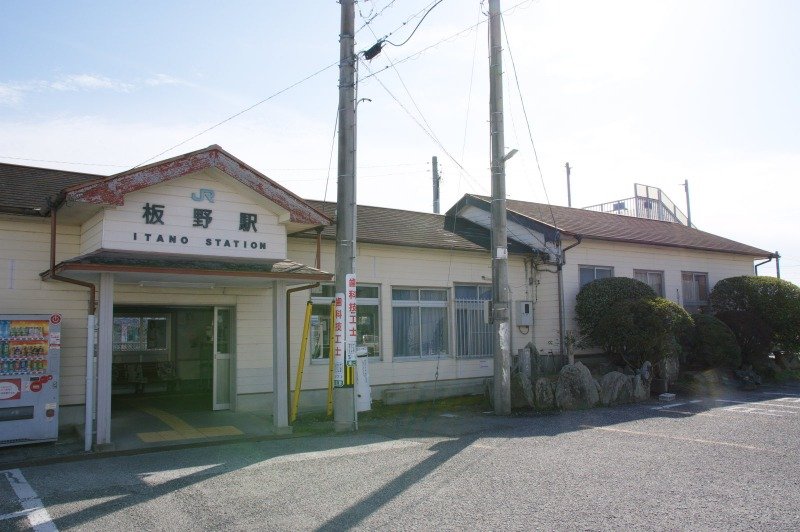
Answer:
[432,156,440,214]
[565,162,572,207]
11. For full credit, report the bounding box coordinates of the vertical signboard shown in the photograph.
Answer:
[334,274,358,388]
[0,314,61,447]
[333,294,345,388]
[345,274,357,367]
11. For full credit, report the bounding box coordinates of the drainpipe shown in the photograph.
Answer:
[43,198,98,452]
[754,254,773,276]
[557,235,582,365]
[315,228,323,270]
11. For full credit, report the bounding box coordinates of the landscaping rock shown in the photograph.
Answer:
[631,374,650,402]
[599,371,633,406]
[656,355,680,384]
[534,377,556,410]
[511,372,534,408]
[555,362,600,410]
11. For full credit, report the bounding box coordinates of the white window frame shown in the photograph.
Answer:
[309,283,381,363]
[681,271,709,310]
[634,269,665,297]
[454,284,493,359]
[391,287,449,360]
[579,265,614,287]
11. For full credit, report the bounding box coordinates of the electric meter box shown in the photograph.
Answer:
[516,301,534,326]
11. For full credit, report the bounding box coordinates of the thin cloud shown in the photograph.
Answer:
[0,73,180,106]
[144,74,185,87]
[47,74,134,92]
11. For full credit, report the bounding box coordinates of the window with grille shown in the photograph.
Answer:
[454,284,492,358]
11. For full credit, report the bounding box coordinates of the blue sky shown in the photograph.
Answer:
[1,0,798,284]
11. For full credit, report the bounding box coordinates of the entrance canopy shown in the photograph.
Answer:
[43,249,331,288]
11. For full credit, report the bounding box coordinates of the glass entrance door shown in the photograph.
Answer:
[212,307,233,410]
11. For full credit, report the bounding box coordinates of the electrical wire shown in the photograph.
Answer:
[323,107,339,203]
[362,17,442,169]
[359,58,487,195]
[500,13,558,231]
[127,60,339,171]
[359,0,535,82]
[384,0,446,48]
[356,0,398,35]
[0,155,126,168]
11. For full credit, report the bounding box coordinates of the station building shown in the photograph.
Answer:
[0,145,771,447]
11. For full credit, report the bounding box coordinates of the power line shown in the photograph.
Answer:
[359,59,487,195]
[0,155,126,168]
[323,107,339,203]
[356,0,398,35]
[501,12,558,231]
[384,0,446,48]
[362,16,442,164]
[359,0,535,82]
[128,60,339,171]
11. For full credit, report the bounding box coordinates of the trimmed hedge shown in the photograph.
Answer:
[575,277,657,341]
[710,276,800,353]
[685,313,742,369]
[715,310,773,365]
[593,297,692,368]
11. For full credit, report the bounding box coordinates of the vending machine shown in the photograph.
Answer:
[0,314,62,447]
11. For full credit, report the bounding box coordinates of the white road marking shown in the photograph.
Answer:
[0,507,37,521]
[580,425,774,453]
[715,399,799,414]
[2,468,57,531]
[768,397,800,405]
[761,392,800,397]
[651,402,691,410]
[721,406,785,416]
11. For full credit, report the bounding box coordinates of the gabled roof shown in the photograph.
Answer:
[304,200,530,254]
[64,145,331,226]
[0,163,102,215]
[468,194,770,258]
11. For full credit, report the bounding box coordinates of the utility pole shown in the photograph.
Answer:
[682,179,692,227]
[565,162,572,207]
[432,156,440,214]
[489,0,511,416]
[334,0,357,431]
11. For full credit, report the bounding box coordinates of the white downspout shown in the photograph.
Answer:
[84,314,96,452]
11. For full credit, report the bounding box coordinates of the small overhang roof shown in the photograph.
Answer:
[41,249,332,288]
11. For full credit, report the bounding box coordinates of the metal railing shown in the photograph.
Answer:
[583,183,693,227]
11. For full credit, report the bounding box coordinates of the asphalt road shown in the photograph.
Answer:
[3,385,800,531]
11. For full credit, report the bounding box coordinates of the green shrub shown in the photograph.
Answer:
[710,276,800,353]
[593,297,692,368]
[715,310,773,365]
[575,277,657,341]
[684,313,742,369]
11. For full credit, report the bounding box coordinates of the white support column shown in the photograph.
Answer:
[272,280,290,432]
[95,273,114,447]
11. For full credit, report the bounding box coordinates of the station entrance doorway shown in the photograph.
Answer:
[111,306,234,413]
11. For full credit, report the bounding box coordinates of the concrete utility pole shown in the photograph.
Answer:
[432,156,440,214]
[565,162,572,207]
[489,0,511,416]
[334,0,357,431]
[682,179,692,227]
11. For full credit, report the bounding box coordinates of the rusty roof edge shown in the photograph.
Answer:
[59,145,332,226]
